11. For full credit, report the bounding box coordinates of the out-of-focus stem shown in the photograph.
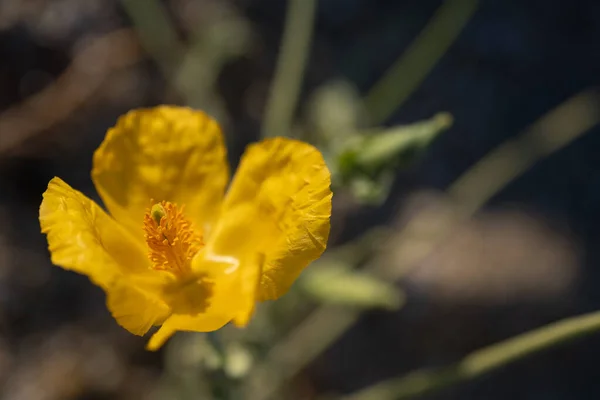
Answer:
[364,0,478,125]
[246,306,359,400]
[448,89,600,215]
[342,310,600,400]
[120,0,185,78]
[261,0,317,138]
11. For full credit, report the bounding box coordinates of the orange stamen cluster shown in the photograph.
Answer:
[143,201,203,275]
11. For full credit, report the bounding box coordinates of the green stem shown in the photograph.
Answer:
[120,0,185,78]
[245,306,360,400]
[364,0,478,125]
[447,89,600,215]
[261,0,317,138]
[342,311,600,400]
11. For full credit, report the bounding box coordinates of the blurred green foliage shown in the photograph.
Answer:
[300,261,404,310]
[335,113,452,203]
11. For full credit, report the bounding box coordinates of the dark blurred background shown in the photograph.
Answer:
[1,0,600,399]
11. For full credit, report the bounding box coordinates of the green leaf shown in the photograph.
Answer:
[340,112,453,177]
[300,262,405,310]
[333,112,452,204]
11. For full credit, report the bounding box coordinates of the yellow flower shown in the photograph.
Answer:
[39,106,332,350]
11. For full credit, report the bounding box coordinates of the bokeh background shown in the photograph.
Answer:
[1,0,600,399]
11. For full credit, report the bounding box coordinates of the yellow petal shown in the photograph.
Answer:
[39,177,149,287]
[160,274,213,315]
[232,252,264,326]
[191,206,265,325]
[219,137,332,301]
[106,280,171,336]
[146,313,231,351]
[40,177,171,336]
[92,106,229,239]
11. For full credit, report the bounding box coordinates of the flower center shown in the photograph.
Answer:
[143,201,203,275]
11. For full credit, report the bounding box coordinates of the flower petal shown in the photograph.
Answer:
[197,206,265,325]
[232,252,264,326]
[146,313,231,351]
[40,177,171,336]
[106,281,171,336]
[218,137,332,301]
[39,177,149,287]
[92,106,229,239]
